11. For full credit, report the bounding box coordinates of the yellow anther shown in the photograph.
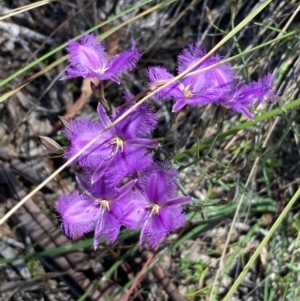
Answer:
[108,137,124,157]
[114,137,124,152]
[183,85,193,98]
[98,200,110,211]
[94,66,109,74]
[150,204,161,216]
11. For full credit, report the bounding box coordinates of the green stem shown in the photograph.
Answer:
[174,98,300,161]
[222,187,300,301]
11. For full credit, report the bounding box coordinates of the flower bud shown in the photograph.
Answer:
[255,147,268,157]
[39,136,63,154]
[227,186,238,202]
[58,116,71,131]
[231,156,247,171]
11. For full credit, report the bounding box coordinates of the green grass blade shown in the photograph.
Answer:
[223,187,300,301]
[174,97,300,161]
[0,230,138,265]
[78,245,139,301]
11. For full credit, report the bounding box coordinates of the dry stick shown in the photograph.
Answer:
[0,0,271,225]
[208,4,300,299]
[250,0,300,76]
[0,0,57,21]
[151,263,188,301]
[272,1,300,43]
[121,249,157,301]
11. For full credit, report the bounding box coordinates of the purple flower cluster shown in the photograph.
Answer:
[56,33,275,249]
[57,34,192,248]
[58,95,191,248]
[57,164,190,249]
[148,44,276,119]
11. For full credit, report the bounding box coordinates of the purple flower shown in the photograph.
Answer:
[63,95,158,186]
[64,34,141,84]
[123,164,191,248]
[215,73,276,119]
[148,43,235,112]
[56,174,136,249]
[148,44,276,119]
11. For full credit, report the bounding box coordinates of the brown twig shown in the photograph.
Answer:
[151,263,188,301]
[122,248,157,301]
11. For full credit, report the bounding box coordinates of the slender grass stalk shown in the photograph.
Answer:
[175,97,300,161]
[78,245,139,301]
[0,0,58,20]
[223,187,300,301]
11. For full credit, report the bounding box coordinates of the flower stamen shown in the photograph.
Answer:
[150,204,161,216]
[94,66,109,74]
[106,137,124,159]
[183,85,193,98]
[98,200,110,211]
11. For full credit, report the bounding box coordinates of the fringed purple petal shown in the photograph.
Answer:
[147,67,181,100]
[159,207,186,231]
[139,207,186,249]
[104,146,153,187]
[217,73,276,119]
[104,212,122,242]
[206,55,236,91]
[65,34,106,79]
[180,57,213,92]
[232,73,276,107]
[114,101,157,139]
[122,208,147,229]
[166,196,191,207]
[139,214,165,248]
[251,73,276,104]
[94,211,122,248]
[177,43,206,74]
[56,192,99,239]
[122,191,149,229]
[63,119,112,168]
[181,55,235,95]
[93,215,104,249]
[146,171,173,205]
[139,163,177,205]
[106,39,141,79]
[110,197,135,225]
